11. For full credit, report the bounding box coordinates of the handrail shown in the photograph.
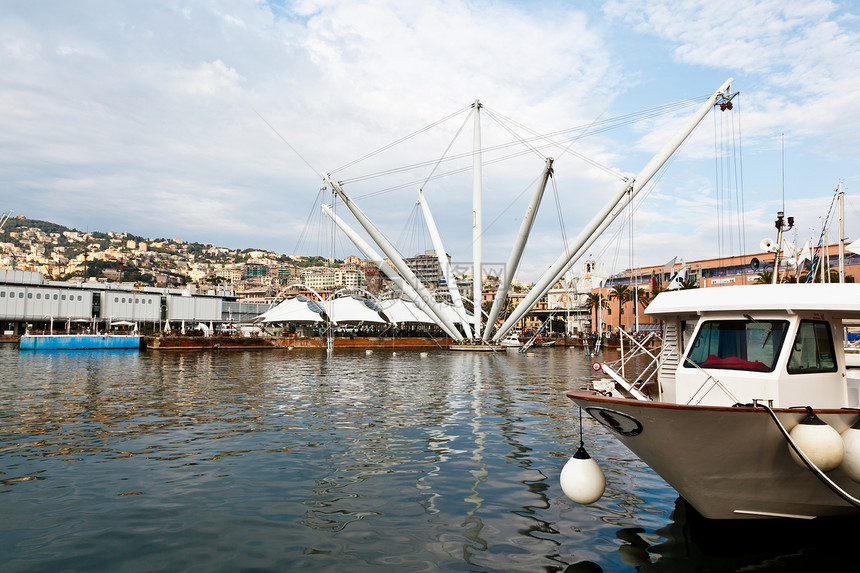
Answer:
[683,356,741,405]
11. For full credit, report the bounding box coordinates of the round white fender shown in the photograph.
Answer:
[789,409,844,472]
[560,445,606,505]
[841,418,860,482]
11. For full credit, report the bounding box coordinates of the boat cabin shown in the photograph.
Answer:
[645,284,860,409]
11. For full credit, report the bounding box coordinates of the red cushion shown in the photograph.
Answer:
[700,354,769,371]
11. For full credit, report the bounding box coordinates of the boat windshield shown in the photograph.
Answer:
[685,319,789,372]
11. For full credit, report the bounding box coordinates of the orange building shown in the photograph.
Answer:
[591,244,859,334]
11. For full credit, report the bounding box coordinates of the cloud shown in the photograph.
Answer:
[1,0,858,281]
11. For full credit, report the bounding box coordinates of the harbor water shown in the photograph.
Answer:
[1,344,857,571]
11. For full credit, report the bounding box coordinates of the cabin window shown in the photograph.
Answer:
[787,320,837,374]
[685,319,788,372]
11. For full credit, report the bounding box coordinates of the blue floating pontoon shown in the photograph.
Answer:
[19,334,141,350]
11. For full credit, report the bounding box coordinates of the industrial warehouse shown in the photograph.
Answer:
[0,269,267,337]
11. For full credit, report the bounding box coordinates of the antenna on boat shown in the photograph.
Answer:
[781,133,785,212]
[771,211,794,284]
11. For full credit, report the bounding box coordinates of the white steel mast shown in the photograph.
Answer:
[482,157,553,341]
[472,100,483,340]
[417,189,473,338]
[325,175,464,341]
[321,204,462,340]
[492,78,735,342]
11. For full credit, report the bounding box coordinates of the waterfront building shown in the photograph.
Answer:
[0,269,270,336]
[404,250,443,290]
[591,245,860,334]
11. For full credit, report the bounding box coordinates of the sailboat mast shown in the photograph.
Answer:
[472,100,483,339]
[839,182,845,283]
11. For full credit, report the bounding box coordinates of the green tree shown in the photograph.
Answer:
[584,292,608,333]
[610,284,632,329]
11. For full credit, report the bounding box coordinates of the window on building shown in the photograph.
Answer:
[62,295,66,300]
[0,292,4,297]
[53,294,58,300]
[685,319,789,372]
[787,320,837,374]
[77,296,82,301]
[115,297,119,303]
[27,293,32,299]
[36,293,41,299]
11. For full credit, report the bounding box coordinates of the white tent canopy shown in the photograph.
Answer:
[436,302,473,327]
[255,296,326,324]
[326,296,388,324]
[377,298,435,324]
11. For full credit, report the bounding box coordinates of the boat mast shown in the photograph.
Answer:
[417,189,473,338]
[472,100,483,339]
[492,78,735,342]
[325,175,465,341]
[482,157,553,342]
[839,182,845,283]
[321,204,463,340]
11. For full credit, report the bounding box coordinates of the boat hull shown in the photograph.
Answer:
[567,390,860,519]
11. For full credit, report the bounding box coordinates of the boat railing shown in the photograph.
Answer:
[602,327,662,400]
[596,362,650,401]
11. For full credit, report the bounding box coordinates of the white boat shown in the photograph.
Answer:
[566,282,860,520]
[499,330,523,347]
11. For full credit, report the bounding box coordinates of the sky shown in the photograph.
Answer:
[2,0,859,282]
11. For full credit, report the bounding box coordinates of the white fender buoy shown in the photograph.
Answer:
[789,407,844,471]
[420,352,428,358]
[392,351,397,356]
[365,349,373,355]
[287,346,294,350]
[560,445,606,505]
[840,417,860,482]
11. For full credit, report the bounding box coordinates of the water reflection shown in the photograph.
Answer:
[601,497,860,572]
[3,345,857,571]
